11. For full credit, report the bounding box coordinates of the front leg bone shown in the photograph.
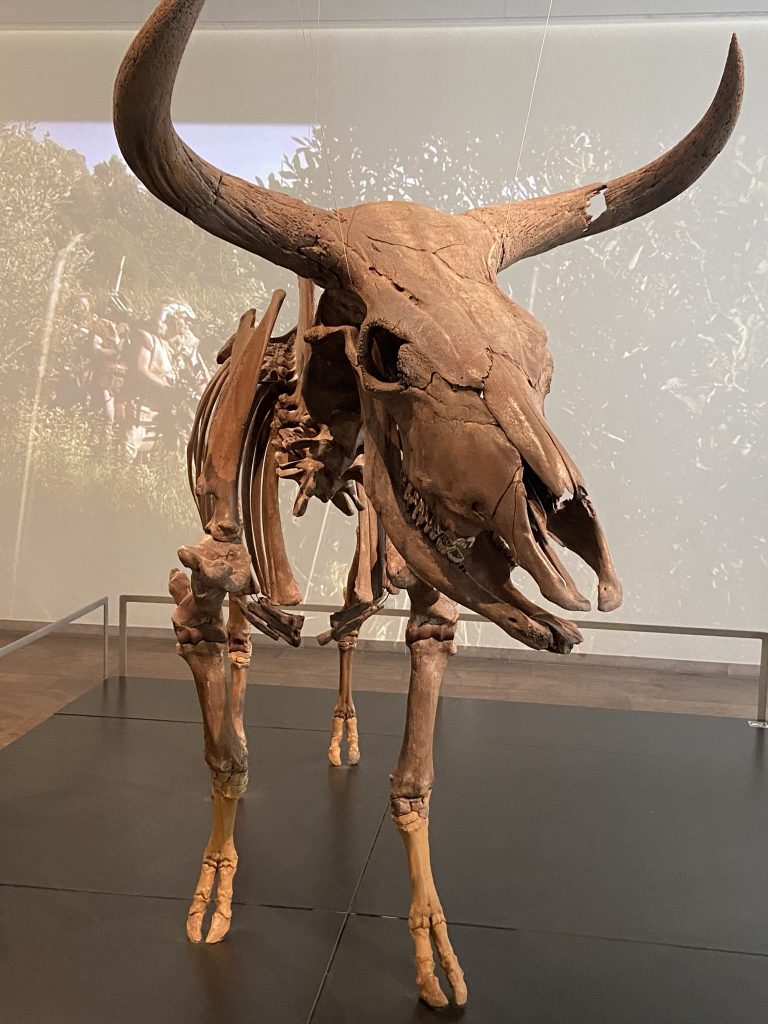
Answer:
[329,632,360,766]
[391,583,468,1007]
[393,796,467,1008]
[187,788,239,944]
[169,534,252,944]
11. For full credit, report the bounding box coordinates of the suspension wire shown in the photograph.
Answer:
[495,0,554,267]
[296,0,353,286]
[304,499,331,602]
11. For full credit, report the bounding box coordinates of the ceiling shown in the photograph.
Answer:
[1,1,765,28]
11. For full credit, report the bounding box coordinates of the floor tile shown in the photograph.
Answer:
[0,714,398,911]
[312,914,768,1024]
[354,725,768,952]
[0,885,341,1024]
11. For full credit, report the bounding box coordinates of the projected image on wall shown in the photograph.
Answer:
[0,120,308,476]
[1,111,764,643]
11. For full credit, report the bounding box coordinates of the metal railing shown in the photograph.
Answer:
[119,593,768,725]
[1,596,109,679]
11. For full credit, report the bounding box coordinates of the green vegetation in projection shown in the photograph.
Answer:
[0,122,273,528]
[0,119,764,597]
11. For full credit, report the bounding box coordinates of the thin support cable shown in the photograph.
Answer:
[495,0,554,267]
[296,0,353,287]
[304,500,332,603]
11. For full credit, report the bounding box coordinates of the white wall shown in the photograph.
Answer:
[0,14,765,663]
[1,1,765,26]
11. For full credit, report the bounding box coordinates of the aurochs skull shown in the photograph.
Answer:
[113,0,743,655]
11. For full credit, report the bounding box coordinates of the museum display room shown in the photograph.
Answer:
[0,2,765,1021]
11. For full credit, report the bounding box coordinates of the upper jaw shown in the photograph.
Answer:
[362,405,581,655]
[491,464,592,613]
[399,460,591,615]
[400,468,477,566]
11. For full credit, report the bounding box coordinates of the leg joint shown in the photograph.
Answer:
[391,790,431,831]
[337,632,359,652]
[333,701,357,719]
[206,741,249,798]
[405,623,456,647]
[228,643,252,669]
[209,765,248,798]
[175,631,227,650]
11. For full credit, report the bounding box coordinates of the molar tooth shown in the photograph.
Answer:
[435,534,452,555]
[445,546,466,565]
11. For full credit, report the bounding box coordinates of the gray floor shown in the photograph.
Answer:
[2,679,768,1023]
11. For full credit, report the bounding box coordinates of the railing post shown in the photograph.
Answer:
[0,596,109,663]
[102,597,109,680]
[749,637,768,728]
[119,596,128,677]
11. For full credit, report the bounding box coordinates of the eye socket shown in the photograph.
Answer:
[361,324,407,388]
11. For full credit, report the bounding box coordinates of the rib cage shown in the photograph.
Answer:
[187,358,279,600]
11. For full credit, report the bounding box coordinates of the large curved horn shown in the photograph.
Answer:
[113,0,345,285]
[469,36,744,272]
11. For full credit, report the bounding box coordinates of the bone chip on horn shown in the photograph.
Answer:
[468,35,744,270]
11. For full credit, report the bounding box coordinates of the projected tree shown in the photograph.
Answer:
[0,117,764,608]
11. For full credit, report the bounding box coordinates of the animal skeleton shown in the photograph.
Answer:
[114,1,743,1007]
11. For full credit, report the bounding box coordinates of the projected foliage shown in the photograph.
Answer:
[0,118,764,625]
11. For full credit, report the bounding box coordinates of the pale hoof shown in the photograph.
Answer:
[205,909,232,944]
[417,966,449,1009]
[328,714,361,767]
[411,915,468,1009]
[186,851,237,944]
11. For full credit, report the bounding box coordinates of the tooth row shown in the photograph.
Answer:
[400,472,475,565]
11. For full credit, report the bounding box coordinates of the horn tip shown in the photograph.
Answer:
[723,33,745,119]
[726,33,744,80]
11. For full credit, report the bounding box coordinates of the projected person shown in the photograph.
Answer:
[54,295,97,408]
[160,301,211,395]
[89,313,127,425]
[122,306,178,459]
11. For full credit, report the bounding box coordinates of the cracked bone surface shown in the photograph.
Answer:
[115,0,744,1007]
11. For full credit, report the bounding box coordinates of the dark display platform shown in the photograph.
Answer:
[2,677,768,1023]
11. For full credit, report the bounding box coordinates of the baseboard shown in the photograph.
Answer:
[1,616,758,680]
